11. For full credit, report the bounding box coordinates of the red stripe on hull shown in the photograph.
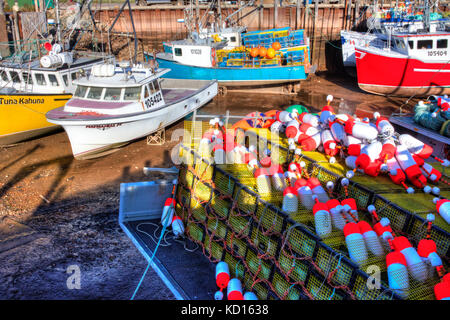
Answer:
[355,48,450,96]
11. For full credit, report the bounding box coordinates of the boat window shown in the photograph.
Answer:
[62,74,69,87]
[230,36,237,43]
[153,79,160,92]
[71,72,78,81]
[417,40,432,49]
[74,85,88,98]
[174,48,182,56]
[104,87,122,101]
[408,40,414,49]
[149,82,156,95]
[35,73,47,85]
[123,86,141,100]
[144,86,150,98]
[1,70,9,82]
[10,71,20,83]
[87,87,103,100]
[48,74,59,86]
[395,39,406,50]
[22,72,33,85]
[437,39,448,49]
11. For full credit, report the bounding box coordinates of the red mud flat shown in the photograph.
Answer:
[0,73,415,300]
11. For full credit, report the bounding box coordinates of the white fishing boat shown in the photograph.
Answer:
[46,62,218,159]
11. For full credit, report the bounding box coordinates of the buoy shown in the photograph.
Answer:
[415,156,443,183]
[398,134,433,159]
[312,199,333,238]
[341,198,359,222]
[254,168,272,196]
[343,222,368,266]
[379,138,397,161]
[259,47,267,58]
[250,47,259,58]
[298,112,319,127]
[271,41,281,51]
[386,251,410,298]
[345,135,364,155]
[171,216,184,237]
[270,120,284,134]
[329,119,347,144]
[266,47,275,59]
[395,144,423,182]
[285,119,300,138]
[392,236,428,282]
[282,186,298,214]
[227,278,244,300]
[326,199,346,231]
[383,157,414,193]
[161,198,175,227]
[355,142,383,170]
[297,185,314,211]
[320,95,334,124]
[300,131,322,151]
[307,177,330,203]
[287,162,302,186]
[213,143,226,164]
[321,129,339,157]
[434,274,450,300]
[344,119,378,141]
[215,261,230,293]
[417,239,443,271]
[298,122,320,137]
[276,110,293,123]
[375,116,395,137]
[357,220,385,257]
[244,292,258,300]
[271,164,287,191]
[433,198,450,224]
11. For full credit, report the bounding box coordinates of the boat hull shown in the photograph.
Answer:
[154,56,308,86]
[355,47,450,97]
[0,93,71,144]
[46,80,218,159]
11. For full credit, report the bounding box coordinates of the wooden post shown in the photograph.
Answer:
[0,0,10,58]
[304,1,309,31]
[217,0,222,29]
[313,0,318,66]
[196,0,200,33]
[274,0,278,28]
[355,0,360,28]
[345,0,352,30]
[296,0,300,29]
[259,0,263,29]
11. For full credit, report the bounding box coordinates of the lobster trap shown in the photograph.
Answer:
[174,120,449,300]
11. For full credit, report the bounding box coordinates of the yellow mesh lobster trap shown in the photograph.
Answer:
[174,121,448,300]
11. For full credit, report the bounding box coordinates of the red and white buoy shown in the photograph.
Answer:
[434,273,450,300]
[355,142,383,170]
[227,278,244,300]
[285,119,300,139]
[344,119,378,141]
[161,198,175,227]
[297,184,314,211]
[343,222,368,266]
[215,261,230,300]
[433,198,450,224]
[276,110,293,123]
[373,113,396,137]
[357,220,385,257]
[341,198,359,222]
[398,134,434,159]
[254,168,272,196]
[382,157,414,193]
[307,177,330,203]
[392,236,428,282]
[386,251,410,299]
[320,95,335,124]
[329,119,347,144]
[321,129,339,158]
[379,138,397,161]
[300,131,322,151]
[270,164,287,191]
[312,199,333,238]
[171,216,184,237]
[395,144,423,182]
[298,112,319,127]
[282,187,298,214]
[326,199,346,231]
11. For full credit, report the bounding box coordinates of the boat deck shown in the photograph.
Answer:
[46,88,197,121]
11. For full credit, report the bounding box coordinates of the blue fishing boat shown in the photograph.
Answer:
[145,28,312,87]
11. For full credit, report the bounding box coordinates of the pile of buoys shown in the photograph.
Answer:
[268,94,449,199]
[247,42,282,60]
[214,261,258,300]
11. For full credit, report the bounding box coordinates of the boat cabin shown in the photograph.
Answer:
[0,54,109,95]
[65,64,168,115]
[167,39,226,68]
[388,32,450,60]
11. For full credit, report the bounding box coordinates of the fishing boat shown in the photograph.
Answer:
[340,1,449,68]
[45,62,218,159]
[354,29,450,96]
[0,44,112,145]
[146,30,311,87]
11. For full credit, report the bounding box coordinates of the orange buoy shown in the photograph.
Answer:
[266,47,275,59]
[259,47,267,58]
[250,47,259,58]
[272,42,281,51]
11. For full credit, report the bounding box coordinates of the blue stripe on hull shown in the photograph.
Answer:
[153,58,308,84]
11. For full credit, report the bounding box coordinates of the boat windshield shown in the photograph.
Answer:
[104,87,122,101]
[87,87,103,100]
[74,85,88,98]
[123,86,141,101]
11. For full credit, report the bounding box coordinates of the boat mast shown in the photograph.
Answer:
[55,0,62,44]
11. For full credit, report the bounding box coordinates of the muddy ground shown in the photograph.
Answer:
[0,73,416,300]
